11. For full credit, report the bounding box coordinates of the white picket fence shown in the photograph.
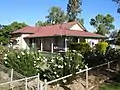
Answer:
[0,60,117,90]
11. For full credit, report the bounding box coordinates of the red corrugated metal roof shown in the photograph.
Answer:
[25,29,106,38]
[12,26,39,34]
[12,21,106,38]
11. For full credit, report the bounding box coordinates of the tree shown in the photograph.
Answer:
[116,29,120,45]
[109,30,118,38]
[0,22,27,45]
[10,22,27,31]
[35,21,51,27]
[46,6,66,24]
[90,14,115,35]
[77,18,84,25]
[67,0,82,22]
[112,0,120,13]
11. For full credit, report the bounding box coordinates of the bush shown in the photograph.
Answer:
[3,49,85,82]
[95,42,108,54]
[4,50,50,76]
[69,42,91,55]
[42,50,85,81]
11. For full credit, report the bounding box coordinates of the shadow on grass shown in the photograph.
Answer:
[100,83,120,90]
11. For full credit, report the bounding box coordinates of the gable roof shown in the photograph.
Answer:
[12,21,87,34]
[12,26,39,34]
[12,21,106,39]
[25,28,106,39]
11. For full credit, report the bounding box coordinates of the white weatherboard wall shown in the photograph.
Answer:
[70,24,83,31]
[20,34,30,49]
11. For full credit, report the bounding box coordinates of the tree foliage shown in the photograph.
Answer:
[116,30,120,45]
[0,22,27,45]
[46,6,66,24]
[67,0,82,22]
[112,0,120,13]
[90,14,115,35]
[35,21,51,27]
[109,30,118,38]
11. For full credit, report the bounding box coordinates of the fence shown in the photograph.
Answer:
[0,60,117,90]
[45,60,117,90]
[0,69,43,90]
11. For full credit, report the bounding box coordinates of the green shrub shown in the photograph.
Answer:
[95,42,108,54]
[3,49,85,82]
[43,50,85,81]
[69,42,91,55]
[4,50,49,76]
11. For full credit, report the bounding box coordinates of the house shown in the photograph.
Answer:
[11,21,106,53]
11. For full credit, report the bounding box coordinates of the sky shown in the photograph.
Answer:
[0,0,120,32]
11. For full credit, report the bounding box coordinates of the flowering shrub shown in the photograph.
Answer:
[3,49,85,82]
[42,50,85,81]
[0,46,10,64]
[4,50,50,76]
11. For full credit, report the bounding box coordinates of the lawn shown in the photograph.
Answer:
[100,83,120,90]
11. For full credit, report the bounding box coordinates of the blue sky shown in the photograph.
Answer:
[0,0,120,32]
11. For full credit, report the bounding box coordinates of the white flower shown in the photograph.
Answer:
[36,65,39,68]
[60,57,63,60]
[37,58,39,60]
[61,65,63,68]
[58,65,61,68]
[66,57,69,59]
[64,62,67,66]
[21,52,25,55]
[54,64,57,67]
[27,51,30,54]
[57,57,59,59]
[4,57,7,60]
[56,75,59,78]
[43,74,46,77]
[43,60,46,62]
[5,54,7,57]
[43,57,46,59]
[51,59,54,62]
[4,61,7,64]
[54,72,57,74]
[45,58,47,61]
[72,50,76,52]
[34,64,36,66]
[70,58,72,61]
[34,61,36,63]
[17,55,20,58]
[63,79,67,83]
[38,50,41,52]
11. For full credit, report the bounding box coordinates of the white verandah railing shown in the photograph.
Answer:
[0,60,116,90]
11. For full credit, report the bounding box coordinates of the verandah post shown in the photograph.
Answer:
[51,38,54,53]
[41,38,43,52]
